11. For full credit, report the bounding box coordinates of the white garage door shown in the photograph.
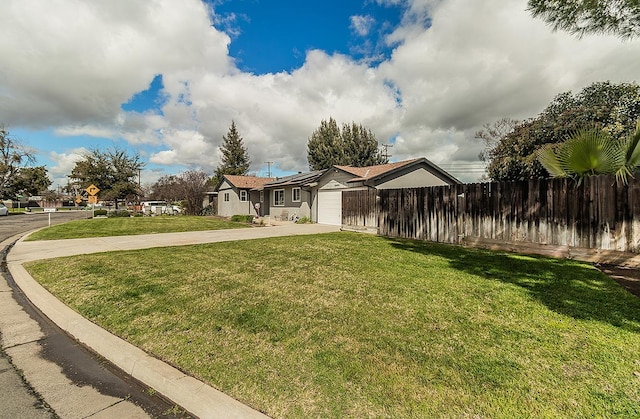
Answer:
[318,190,343,225]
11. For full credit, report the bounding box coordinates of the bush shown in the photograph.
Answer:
[108,210,131,218]
[93,209,108,217]
[296,217,313,224]
[230,214,254,223]
[200,206,215,216]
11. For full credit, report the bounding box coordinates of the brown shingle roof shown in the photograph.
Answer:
[334,159,421,181]
[224,175,274,189]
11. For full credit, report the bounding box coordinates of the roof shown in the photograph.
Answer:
[221,175,274,190]
[335,158,461,185]
[262,170,326,188]
[334,159,421,181]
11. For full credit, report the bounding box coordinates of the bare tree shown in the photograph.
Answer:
[149,170,210,215]
[0,126,35,198]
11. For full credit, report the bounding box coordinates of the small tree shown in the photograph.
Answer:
[213,121,251,185]
[537,120,640,184]
[70,147,143,209]
[307,118,388,170]
[150,170,210,215]
[10,166,52,197]
[482,81,640,181]
[0,126,35,198]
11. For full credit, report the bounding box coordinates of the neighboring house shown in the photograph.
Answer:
[215,175,273,217]
[312,158,461,225]
[260,171,325,221]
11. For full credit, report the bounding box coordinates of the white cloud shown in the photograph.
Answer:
[46,148,88,186]
[350,15,376,36]
[0,0,231,127]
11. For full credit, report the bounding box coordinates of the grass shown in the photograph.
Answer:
[25,216,251,240]
[25,233,640,418]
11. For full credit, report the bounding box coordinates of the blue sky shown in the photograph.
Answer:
[212,0,404,74]
[2,0,638,188]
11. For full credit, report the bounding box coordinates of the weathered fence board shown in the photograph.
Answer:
[342,175,640,255]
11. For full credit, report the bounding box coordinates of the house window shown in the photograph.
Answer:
[240,190,248,202]
[260,191,264,203]
[292,187,301,202]
[274,189,285,206]
[224,192,229,202]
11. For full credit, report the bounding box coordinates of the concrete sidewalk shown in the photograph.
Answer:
[6,223,340,418]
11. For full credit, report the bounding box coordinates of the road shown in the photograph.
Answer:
[0,212,193,418]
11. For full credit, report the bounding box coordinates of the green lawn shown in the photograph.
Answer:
[25,233,640,418]
[26,216,251,240]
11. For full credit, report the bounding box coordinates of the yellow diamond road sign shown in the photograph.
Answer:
[75,195,83,204]
[86,184,100,196]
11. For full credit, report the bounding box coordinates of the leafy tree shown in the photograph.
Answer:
[342,122,387,167]
[213,121,251,185]
[0,126,35,198]
[70,147,143,209]
[10,166,52,196]
[483,81,640,181]
[150,171,209,215]
[537,120,640,184]
[527,0,640,39]
[307,118,388,170]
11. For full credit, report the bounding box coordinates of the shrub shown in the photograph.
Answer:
[108,210,131,218]
[296,217,312,224]
[230,214,254,223]
[93,209,108,217]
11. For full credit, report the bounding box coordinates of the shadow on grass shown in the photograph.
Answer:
[384,237,640,333]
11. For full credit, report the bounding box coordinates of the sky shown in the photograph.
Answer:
[1,0,639,188]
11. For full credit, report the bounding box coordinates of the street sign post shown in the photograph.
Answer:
[86,184,100,196]
[44,207,56,226]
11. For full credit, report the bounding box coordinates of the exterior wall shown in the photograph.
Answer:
[265,186,312,220]
[217,180,255,216]
[376,167,450,189]
[311,169,354,223]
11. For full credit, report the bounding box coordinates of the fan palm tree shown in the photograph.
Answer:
[537,120,640,184]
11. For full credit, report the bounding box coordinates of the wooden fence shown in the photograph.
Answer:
[342,175,640,258]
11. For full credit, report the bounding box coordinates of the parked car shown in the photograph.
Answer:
[0,203,9,216]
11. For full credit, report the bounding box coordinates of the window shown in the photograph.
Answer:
[292,187,301,202]
[240,190,248,202]
[274,189,285,206]
[260,191,264,203]
[224,192,229,202]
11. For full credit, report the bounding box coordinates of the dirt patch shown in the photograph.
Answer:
[597,265,640,298]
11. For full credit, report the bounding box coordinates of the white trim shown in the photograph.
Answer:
[292,187,301,202]
[274,189,285,206]
[239,190,248,202]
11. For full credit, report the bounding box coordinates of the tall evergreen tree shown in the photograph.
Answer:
[213,121,251,185]
[307,118,343,170]
[307,118,387,170]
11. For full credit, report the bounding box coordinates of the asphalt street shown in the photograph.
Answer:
[0,211,193,419]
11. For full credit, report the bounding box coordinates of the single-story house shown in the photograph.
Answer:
[220,158,459,224]
[215,175,273,217]
[312,158,461,225]
[259,170,326,221]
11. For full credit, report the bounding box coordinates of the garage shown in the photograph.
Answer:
[317,189,343,225]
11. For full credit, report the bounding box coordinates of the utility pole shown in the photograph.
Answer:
[264,161,273,178]
[382,144,393,161]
